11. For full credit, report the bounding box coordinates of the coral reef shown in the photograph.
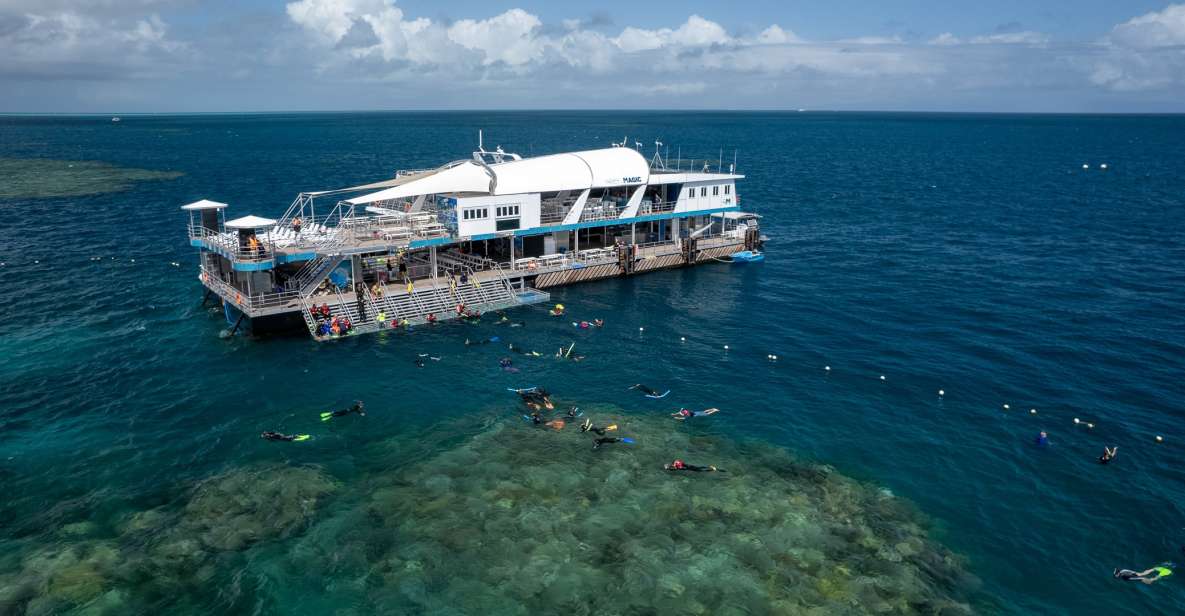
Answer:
[0,408,979,614]
[283,407,978,615]
[0,465,336,615]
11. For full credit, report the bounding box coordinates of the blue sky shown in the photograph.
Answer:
[2,1,1185,112]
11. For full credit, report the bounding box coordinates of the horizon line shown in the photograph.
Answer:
[3,109,1185,117]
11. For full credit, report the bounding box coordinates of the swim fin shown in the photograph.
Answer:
[293,434,311,442]
[646,391,671,399]
[320,412,333,421]
[621,437,634,444]
[606,424,618,431]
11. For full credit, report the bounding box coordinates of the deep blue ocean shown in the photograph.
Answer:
[1,111,1184,615]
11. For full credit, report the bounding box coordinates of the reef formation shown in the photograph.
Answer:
[0,406,979,615]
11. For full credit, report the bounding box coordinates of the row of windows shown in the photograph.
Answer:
[686,184,732,199]
[495,205,519,218]
[462,208,488,220]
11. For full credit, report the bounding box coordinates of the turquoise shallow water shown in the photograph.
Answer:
[1,111,1184,614]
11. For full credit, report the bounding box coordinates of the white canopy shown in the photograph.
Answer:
[180,199,228,211]
[712,212,762,220]
[225,215,277,229]
[347,147,652,205]
[347,162,491,205]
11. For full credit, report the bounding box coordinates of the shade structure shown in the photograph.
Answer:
[225,215,277,229]
[180,199,228,211]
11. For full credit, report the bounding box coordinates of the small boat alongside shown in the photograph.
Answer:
[729,250,764,263]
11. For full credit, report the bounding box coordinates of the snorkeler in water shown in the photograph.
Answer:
[508,343,543,357]
[320,400,365,422]
[465,336,500,346]
[592,436,634,449]
[261,431,309,442]
[671,408,720,420]
[563,406,583,419]
[1114,565,1173,584]
[1099,446,1118,464]
[629,384,670,399]
[580,418,618,435]
[664,459,720,472]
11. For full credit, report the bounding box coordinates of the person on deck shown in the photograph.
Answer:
[292,216,302,236]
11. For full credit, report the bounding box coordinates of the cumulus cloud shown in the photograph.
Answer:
[1107,3,1185,48]
[0,7,186,80]
[4,0,1185,111]
[1091,3,1185,91]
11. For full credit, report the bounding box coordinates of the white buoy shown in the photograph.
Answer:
[1087,423,1094,429]
[1156,435,1164,443]
[34,260,39,264]
[131,259,135,263]
[1082,164,1089,169]
[680,337,685,342]
[771,354,778,360]
[1100,163,1108,170]
[639,327,644,332]
[938,389,945,396]
[879,375,886,381]
[824,366,831,371]
[1030,409,1037,415]
[1003,403,1010,410]
[723,345,729,350]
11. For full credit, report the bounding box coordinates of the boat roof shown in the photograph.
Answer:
[347,147,651,205]
[225,215,277,229]
[180,199,228,211]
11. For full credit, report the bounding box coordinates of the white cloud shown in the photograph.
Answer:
[756,25,799,45]
[969,31,1049,45]
[1108,3,1185,48]
[447,9,543,67]
[612,15,731,53]
[926,30,1049,46]
[1090,3,1185,91]
[929,32,960,46]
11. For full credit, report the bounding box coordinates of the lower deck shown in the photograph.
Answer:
[200,227,762,339]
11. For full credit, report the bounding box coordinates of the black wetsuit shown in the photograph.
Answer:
[632,384,659,396]
[261,431,296,442]
[330,403,365,418]
[670,464,715,472]
[593,437,623,449]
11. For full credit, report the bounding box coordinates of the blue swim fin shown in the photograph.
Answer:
[621,437,635,444]
[646,391,670,399]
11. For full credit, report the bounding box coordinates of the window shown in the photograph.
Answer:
[687,188,694,199]
[495,205,520,218]
[724,184,731,195]
[712,185,719,196]
[462,208,489,221]
[700,187,707,197]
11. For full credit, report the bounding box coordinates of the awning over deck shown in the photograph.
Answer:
[226,215,277,229]
[181,199,228,211]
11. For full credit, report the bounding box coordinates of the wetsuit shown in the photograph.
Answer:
[261,431,307,442]
[322,402,364,421]
[593,437,624,449]
[669,463,715,472]
[632,384,659,396]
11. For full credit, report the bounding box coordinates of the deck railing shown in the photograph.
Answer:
[199,266,302,312]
